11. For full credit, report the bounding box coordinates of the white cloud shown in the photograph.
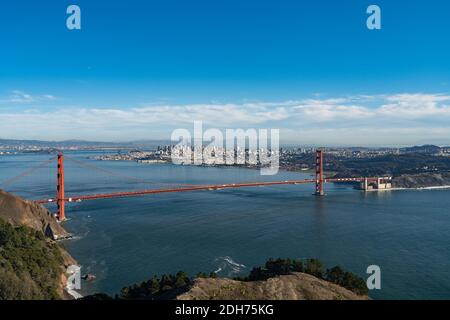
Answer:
[0,90,56,104]
[1,93,450,144]
[378,93,450,118]
[294,103,373,122]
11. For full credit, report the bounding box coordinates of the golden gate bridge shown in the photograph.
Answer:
[1,150,388,221]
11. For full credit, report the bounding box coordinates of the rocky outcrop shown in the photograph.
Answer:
[0,189,70,240]
[177,272,368,300]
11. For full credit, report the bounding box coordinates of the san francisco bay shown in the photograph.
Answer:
[1,151,449,299]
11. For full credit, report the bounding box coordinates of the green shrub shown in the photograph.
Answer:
[0,219,64,300]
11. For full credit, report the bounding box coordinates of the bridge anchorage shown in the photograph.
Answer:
[37,150,391,222]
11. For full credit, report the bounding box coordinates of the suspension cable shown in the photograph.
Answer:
[64,155,197,188]
[1,156,56,188]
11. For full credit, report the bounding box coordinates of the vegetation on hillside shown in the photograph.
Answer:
[84,258,367,300]
[334,154,450,177]
[0,219,64,300]
[286,151,450,178]
[237,258,368,296]
[87,271,217,300]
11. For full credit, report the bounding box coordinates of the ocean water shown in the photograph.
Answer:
[1,151,449,299]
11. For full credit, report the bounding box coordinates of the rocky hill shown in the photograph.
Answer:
[0,189,70,240]
[177,272,368,300]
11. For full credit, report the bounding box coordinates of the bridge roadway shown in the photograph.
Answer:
[35,177,365,204]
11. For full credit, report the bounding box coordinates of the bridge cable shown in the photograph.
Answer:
[0,156,56,188]
[63,155,198,188]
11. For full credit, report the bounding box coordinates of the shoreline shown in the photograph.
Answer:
[361,185,450,192]
[391,185,450,191]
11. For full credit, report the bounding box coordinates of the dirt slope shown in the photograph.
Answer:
[177,272,368,300]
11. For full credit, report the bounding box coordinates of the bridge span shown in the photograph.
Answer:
[36,176,365,204]
[28,150,391,221]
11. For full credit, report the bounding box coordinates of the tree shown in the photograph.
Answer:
[291,260,303,273]
[326,266,345,285]
[304,259,325,279]
[174,271,189,288]
[196,272,208,278]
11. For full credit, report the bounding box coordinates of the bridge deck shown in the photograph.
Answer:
[36,177,366,204]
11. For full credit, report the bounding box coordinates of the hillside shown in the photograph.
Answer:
[87,258,368,301]
[392,172,450,188]
[331,154,450,177]
[0,190,76,300]
[0,189,70,240]
[177,272,368,300]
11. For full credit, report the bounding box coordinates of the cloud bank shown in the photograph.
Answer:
[1,92,450,146]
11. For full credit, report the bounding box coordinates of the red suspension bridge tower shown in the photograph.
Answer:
[315,149,324,196]
[56,153,65,221]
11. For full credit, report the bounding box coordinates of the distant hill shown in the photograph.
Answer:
[399,145,442,155]
[331,153,450,177]
[0,138,122,148]
[0,138,171,149]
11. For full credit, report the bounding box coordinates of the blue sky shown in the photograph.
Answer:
[1,0,450,145]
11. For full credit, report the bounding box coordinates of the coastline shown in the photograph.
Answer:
[391,185,450,191]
